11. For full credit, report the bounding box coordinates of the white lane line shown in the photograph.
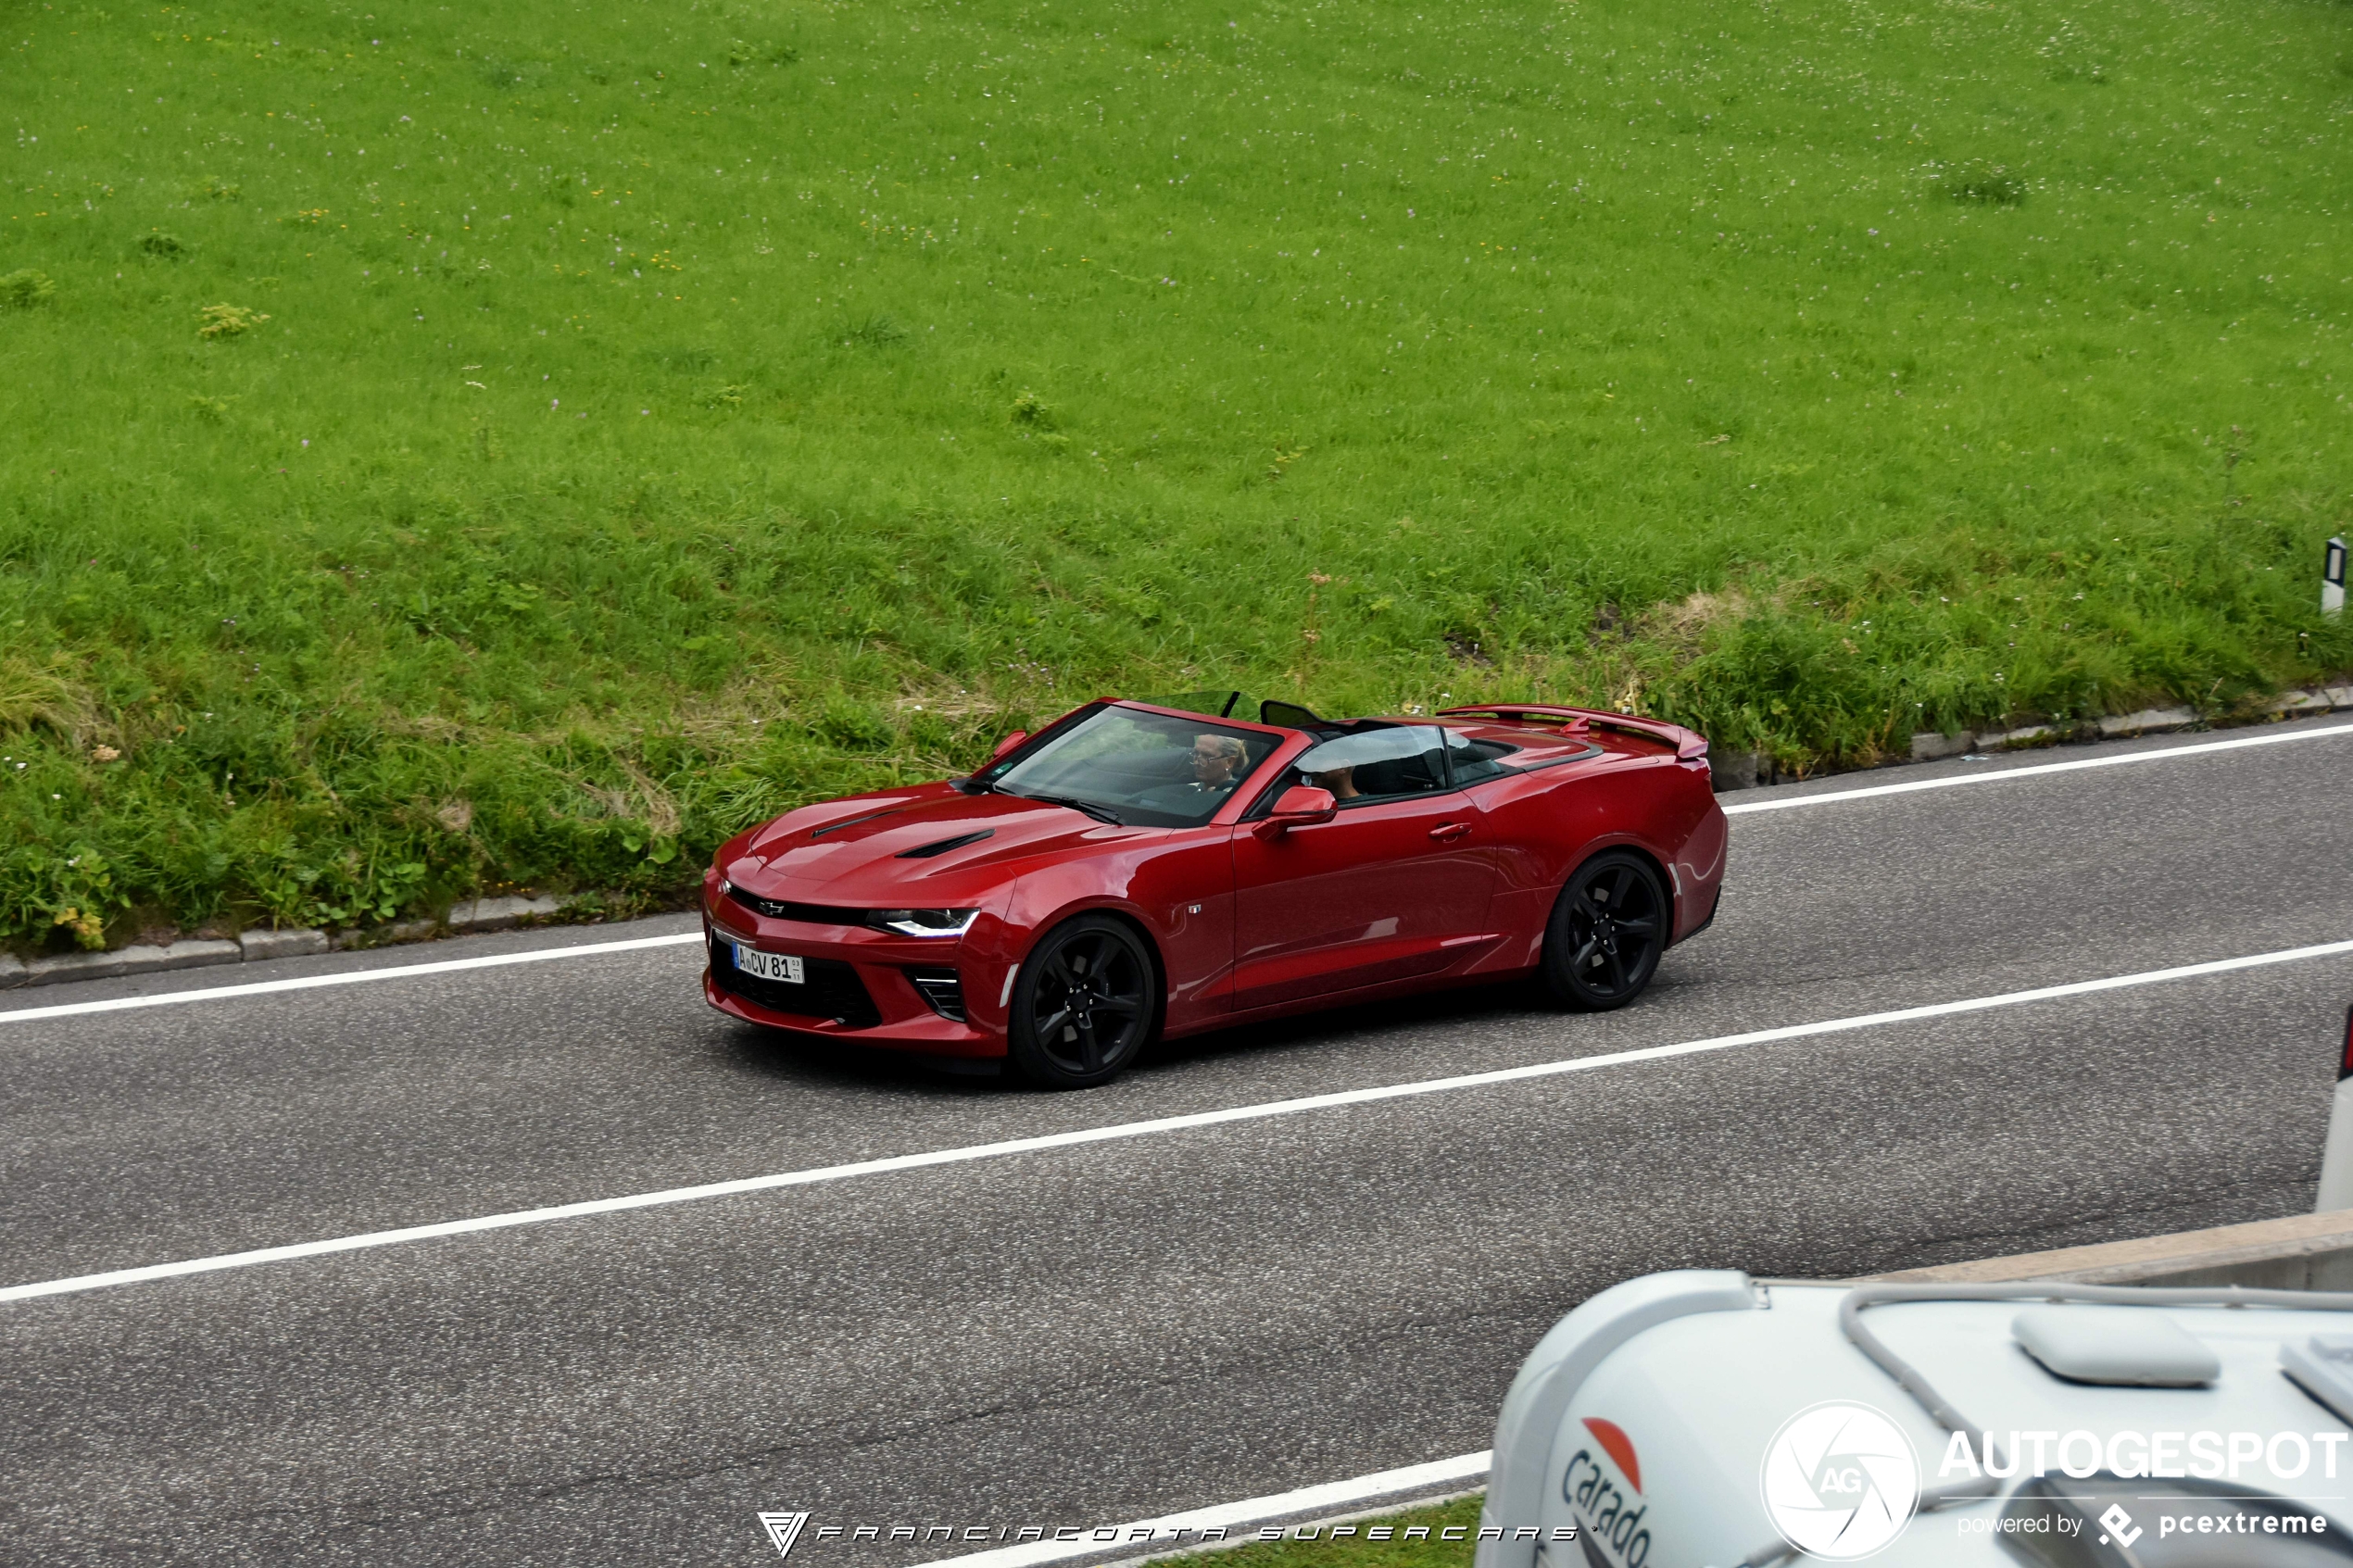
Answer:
[0,931,705,1025]
[912,1451,1491,1568]
[7,935,2349,1306]
[1722,719,2353,814]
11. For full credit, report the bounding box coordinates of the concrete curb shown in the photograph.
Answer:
[1715,684,2353,791]
[238,928,329,961]
[444,895,564,935]
[1868,1210,2353,1290]
[19,939,241,989]
[5,894,573,990]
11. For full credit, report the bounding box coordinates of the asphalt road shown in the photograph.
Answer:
[6,722,2352,1566]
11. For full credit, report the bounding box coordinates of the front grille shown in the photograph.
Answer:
[709,937,883,1028]
[726,887,870,927]
[906,967,966,1022]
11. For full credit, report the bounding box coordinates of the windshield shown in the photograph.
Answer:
[1142,692,1322,729]
[982,705,1282,828]
[1143,691,1261,721]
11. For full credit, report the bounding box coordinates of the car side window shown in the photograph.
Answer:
[1441,731,1519,785]
[1283,726,1449,808]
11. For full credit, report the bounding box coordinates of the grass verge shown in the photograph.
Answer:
[1149,1496,1483,1568]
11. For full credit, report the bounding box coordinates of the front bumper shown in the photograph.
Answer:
[699,904,1011,1059]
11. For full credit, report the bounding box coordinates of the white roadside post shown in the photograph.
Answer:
[2327,535,2347,619]
[2316,1005,2353,1211]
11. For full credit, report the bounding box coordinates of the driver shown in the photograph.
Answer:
[1187,734,1248,796]
[1136,734,1249,812]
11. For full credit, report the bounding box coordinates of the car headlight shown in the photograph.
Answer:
[869,909,980,938]
[716,878,734,898]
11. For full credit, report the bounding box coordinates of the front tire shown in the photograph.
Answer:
[1540,851,1668,1010]
[1006,915,1160,1088]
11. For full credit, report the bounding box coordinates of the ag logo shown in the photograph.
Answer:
[758,1512,812,1559]
[1757,1402,1919,1560]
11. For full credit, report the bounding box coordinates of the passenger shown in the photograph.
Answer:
[1306,764,1360,801]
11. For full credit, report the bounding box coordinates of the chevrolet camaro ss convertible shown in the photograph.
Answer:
[701,695,1729,1087]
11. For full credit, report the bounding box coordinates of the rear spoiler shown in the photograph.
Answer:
[1436,703,1710,763]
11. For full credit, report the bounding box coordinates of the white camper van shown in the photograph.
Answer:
[1477,1271,2353,1565]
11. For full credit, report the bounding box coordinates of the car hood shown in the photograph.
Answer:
[726,787,1150,905]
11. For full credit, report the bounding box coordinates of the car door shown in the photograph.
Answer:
[1229,726,1500,1010]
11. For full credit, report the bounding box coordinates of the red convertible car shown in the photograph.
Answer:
[701,695,1728,1087]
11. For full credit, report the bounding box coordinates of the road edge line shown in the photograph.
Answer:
[0,931,706,1026]
[1720,719,2353,815]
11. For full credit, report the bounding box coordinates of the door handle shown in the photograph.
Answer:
[1429,822,1472,843]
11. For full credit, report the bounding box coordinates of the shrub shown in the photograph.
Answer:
[198,304,271,339]
[815,697,896,750]
[840,313,908,347]
[1941,161,2028,205]
[0,659,91,740]
[0,269,57,307]
[729,38,799,66]
[477,56,541,89]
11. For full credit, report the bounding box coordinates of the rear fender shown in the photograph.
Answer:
[1473,761,1721,946]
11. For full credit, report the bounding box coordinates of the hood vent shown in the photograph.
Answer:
[810,807,905,839]
[897,829,994,859]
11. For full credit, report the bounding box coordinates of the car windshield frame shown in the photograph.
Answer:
[972,703,1288,829]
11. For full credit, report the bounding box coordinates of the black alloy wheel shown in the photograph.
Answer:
[1541,850,1669,1010]
[1007,915,1160,1088]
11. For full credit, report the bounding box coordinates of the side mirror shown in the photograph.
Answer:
[988,730,1029,760]
[1253,785,1337,839]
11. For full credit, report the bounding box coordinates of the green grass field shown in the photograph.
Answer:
[1164,1495,1483,1568]
[4,0,2350,947]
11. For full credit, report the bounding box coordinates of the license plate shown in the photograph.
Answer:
[731,943,804,985]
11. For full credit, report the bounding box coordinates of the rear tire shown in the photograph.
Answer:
[1540,851,1668,1010]
[1006,915,1160,1089]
